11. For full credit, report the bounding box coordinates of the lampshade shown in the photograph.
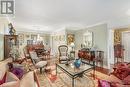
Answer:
[70,42,75,47]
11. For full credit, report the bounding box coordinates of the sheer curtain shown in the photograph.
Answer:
[122,31,130,62]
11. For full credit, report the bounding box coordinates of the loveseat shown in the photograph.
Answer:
[100,62,130,87]
[0,58,40,87]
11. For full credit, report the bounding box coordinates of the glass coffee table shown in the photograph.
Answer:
[56,60,95,87]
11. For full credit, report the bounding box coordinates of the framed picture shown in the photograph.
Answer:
[67,34,75,45]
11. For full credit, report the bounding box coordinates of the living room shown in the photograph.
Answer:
[0,0,130,87]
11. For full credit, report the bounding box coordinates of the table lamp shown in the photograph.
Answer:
[70,42,75,51]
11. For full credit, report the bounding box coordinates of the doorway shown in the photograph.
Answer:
[122,31,130,62]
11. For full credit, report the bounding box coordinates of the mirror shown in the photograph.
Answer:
[83,30,93,48]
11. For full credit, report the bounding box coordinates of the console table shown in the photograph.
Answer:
[78,49,104,68]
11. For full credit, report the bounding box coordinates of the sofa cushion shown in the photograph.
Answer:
[123,75,130,85]
[113,69,129,80]
[107,75,122,84]
[112,63,130,80]
[36,61,47,68]
[0,63,8,80]
[117,63,128,69]
[20,71,35,87]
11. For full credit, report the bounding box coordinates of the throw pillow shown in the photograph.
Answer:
[0,72,7,85]
[113,68,129,80]
[112,63,130,80]
[12,67,24,79]
[98,79,111,87]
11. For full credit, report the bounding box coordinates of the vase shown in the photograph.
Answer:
[74,59,81,68]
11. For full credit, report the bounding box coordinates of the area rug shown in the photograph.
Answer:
[37,58,109,87]
[37,70,95,87]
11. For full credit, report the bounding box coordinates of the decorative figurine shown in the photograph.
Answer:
[74,58,81,68]
[8,23,16,35]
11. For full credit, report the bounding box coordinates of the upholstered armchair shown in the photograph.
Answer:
[105,63,130,87]
[58,45,69,63]
[29,51,47,73]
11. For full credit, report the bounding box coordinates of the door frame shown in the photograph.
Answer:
[122,31,130,62]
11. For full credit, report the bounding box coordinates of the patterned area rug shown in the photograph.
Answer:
[37,58,109,87]
[37,70,95,87]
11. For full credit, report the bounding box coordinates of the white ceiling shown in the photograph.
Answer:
[10,0,130,33]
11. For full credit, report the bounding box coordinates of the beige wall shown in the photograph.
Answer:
[51,29,67,56]
[0,34,4,60]
[75,24,108,67]
[0,17,9,60]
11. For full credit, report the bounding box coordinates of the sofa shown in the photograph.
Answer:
[108,63,130,87]
[99,62,130,87]
[0,58,40,87]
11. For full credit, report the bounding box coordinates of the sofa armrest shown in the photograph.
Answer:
[1,82,20,87]
[0,72,20,87]
[20,71,40,87]
[106,75,122,84]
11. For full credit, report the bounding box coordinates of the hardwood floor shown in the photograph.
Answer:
[95,66,110,75]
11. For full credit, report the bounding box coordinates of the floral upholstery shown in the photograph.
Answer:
[123,75,130,85]
[112,63,130,80]
[104,62,130,87]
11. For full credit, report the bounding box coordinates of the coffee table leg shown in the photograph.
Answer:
[72,77,74,87]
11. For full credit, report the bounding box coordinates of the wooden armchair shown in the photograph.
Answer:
[58,45,69,63]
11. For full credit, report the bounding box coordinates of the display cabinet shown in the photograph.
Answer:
[4,35,18,58]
